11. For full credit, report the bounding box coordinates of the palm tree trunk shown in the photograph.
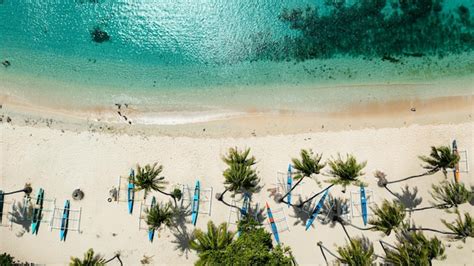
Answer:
[383,185,400,199]
[3,188,28,196]
[318,244,329,266]
[379,240,396,255]
[407,203,451,212]
[298,184,334,208]
[279,176,305,203]
[408,227,458,235]
[217,188,242,212]
[105,254,123,265]
[339,221,352,242]
[347,222,376,231]
[157,188,178,207]
[386,170,435,185]
[317,242,342,261]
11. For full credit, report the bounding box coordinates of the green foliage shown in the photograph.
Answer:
[134,163,167,198]
[385,228,446,265]
[146,202,175,231]
[221,147,261,196]
[442,211,473,242]
[291,149,325,181]
[336,237,375,266]
[223,163,261,195]
[192,218,293,265]
[419,146,460,176]
[431,181,472,209]
[222,147,256,167]
[0,253,15,266]
[189,221,235,264]
[69,248,105,266]
[327,154,366,191]
[172,188,183,201]
[369,200,406,236]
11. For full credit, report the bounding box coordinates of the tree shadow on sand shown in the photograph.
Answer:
[391,185,423,210]
[171,204,192,258]
[267,187,309,226]
[9,200,33,234]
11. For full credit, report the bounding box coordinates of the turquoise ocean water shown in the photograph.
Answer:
[1,0,473,117]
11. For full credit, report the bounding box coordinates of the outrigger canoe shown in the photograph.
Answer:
[265,202,280,245]
[453,140,461,183]
[128,169,135,214]
[148,196,156,242]
[305,189,329,231]
[287,164,293,208]
[0,190,4,223]
[31,188,44,235]
[60,200,70,241]
[360,185,368,226]
[191,180,200,226]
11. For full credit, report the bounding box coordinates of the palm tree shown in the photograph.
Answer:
[69,249,105,266]
[384,228,446,265]
[336,237,376,266]
[386,146,460,185]
[134,163,179,205]
[218,148,261,211]
[189,221,235,265]
[368,200,406,236]
[409,211,473,242]
[298,154,366,207]
[280,149,325,206]
[146,202,175,231]
[430,181,472,209]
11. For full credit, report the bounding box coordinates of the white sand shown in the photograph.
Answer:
[0,121,472,265]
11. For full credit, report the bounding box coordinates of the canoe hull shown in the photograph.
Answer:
[305,189,329,231]
[360,186,368,226]
[266,202,280,245]
[191,181,200,226]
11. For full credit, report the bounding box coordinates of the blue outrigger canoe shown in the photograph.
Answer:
[128,169,135,214]
[31,188,44,235]
[191,180,200,226]
[360,185,368,226]
[240,193,250,218]
[60,200,70,241]
[148,196,156,242]
[287,164,293,208]
[266,202,280,245]
[305,189,329,231]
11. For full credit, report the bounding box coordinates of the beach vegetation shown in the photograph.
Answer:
[298,154,366,207]
[384,228,446,265]
[430,181,472,210]
[336,237,376,266]
[134,163,180,205]
[280,149,325,206]
[146,202,175,232]
[69,248,105,266]
[386,145,460,185]
[0,253,15,266]
[419,146,460,178]
[218,148,261,211]
[369,200,406,236]
[191,218,293,265]
[189,221,235,264]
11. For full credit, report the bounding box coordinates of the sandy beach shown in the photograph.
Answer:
[0,102,472,264]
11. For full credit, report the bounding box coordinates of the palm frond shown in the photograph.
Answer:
[442,211,473,242]
[189,221,235,263]
[327,154,366,191]
[431,181,472,209]
[222,147,256,167]
[146,202,175,231]
[419,146,459,174]
[369,200,406,236]
[385,227,446,265]
[69,248,105,266]
[223,163,261,195]
[336,237,375,266]
[134,163,168,198]
[291,149,325,181]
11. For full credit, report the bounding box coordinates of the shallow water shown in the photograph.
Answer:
[1,0,473,118]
